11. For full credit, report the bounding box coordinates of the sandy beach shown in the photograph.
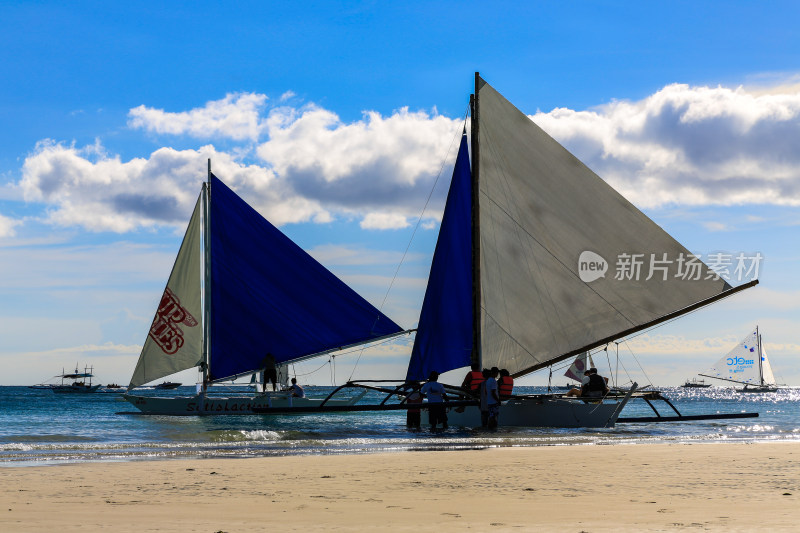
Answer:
[2,442,798,532]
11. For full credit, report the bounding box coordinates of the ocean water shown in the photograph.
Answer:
[1,385,799,466]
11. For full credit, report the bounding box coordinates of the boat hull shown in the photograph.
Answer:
[52,384,101,393]
[425,395,631,429]
[123,392,363,415]
[738,386,779,393]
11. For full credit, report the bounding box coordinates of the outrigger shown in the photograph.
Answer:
[247,381,757,427]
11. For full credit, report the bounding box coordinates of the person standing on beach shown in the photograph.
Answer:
[498,369,514,400]
[404,381,423,429]
[480,367,500,429]
[461,363,485,393]
[262,353,278,392]
[421,371,448,430]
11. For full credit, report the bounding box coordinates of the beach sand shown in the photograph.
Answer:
[2,442,799,532]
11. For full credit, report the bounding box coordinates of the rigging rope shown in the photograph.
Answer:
[347,111,469,381]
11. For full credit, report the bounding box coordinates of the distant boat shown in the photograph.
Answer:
[154,381,182,390]
[681,378,712,388]
[49,365,101,393]
[700,326,779,393]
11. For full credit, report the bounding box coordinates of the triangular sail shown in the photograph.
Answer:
[129,194,204,389]
[760,347,776,386]
[474,77,734,377]
[701,328,767,385]
[208,175,403,382]
[406,133,473,380]
[564,352,595,382]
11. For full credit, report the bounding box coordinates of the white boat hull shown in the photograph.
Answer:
[123,391,364,415]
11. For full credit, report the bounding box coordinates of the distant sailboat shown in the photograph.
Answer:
[553,352,595,390]
[404,74,757,427]
[123,166,407,415]
[700,327,779,393]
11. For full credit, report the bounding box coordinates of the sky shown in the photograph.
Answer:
[2,1,800,387]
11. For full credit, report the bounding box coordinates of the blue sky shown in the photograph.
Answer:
[2,1,800,386]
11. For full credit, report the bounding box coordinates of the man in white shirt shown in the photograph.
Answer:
[287,377,305,398]
[420,371,448,430]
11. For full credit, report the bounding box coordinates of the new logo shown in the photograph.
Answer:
[578,251,608,283]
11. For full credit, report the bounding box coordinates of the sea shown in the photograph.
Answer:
[1,385,799,467]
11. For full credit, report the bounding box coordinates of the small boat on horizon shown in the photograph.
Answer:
[154,381,182,390]
[699,326,780,393]
[681,378,712,388]
[30,364,101,393]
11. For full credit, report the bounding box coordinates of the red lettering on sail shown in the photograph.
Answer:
[148,288,198,354]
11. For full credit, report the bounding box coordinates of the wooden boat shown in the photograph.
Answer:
[681,378,712,388]
[400,74,757,428]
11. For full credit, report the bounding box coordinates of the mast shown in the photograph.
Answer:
[757,326,763,386]
[202,159,212,388]
[470,72,482,368]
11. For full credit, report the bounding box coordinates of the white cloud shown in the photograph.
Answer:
[17,80,800,236]
[128,93,268,141]
[0,213,21,237]
[256,105,460,214]
[360,212,410,230]
[20,141,329,231]
[533,82,800,207]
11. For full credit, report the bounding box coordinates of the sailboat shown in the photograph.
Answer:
[404,74,758,427]
[556,351,595,390]
[699,327,779,393]
[123,167,408,415]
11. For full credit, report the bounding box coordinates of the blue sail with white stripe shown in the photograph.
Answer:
[208,175,402,382]
[406,132,473,380]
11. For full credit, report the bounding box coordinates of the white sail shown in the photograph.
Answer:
[475,78,732,377]
[760,347,777,386]
[128,193,204,389]
[564,352,595,382]
[702,329,763,385]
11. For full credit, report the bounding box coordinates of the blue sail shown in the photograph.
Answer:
[208,175,402,381]
[406,133,473,380]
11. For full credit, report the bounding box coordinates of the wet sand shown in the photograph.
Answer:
[2,442,799,532]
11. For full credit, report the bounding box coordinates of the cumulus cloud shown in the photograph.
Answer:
[20,141,328,231]
[533,83,800,207]
[360,212,410,230]
[256,105,460,213]
[18,80,800,234]
[128,93,268,141]
[0,213,21,237]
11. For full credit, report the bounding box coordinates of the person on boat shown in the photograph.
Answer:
[261,353,278,392]
[461,363,485,394]
[567,368,609,398]
[286,377,305,398]
[404,381,423,429]
[565,369,591,397]
[498,369,514,400]
[480,367,501,429]
[420,371,448,430]
[580,368,609,398]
